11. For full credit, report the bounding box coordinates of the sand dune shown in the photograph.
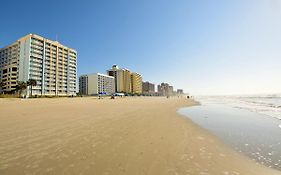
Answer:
[0,97,280,175]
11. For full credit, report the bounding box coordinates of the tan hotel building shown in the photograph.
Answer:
[107,65,142,94]
[107,65,132,93]
[131,72,142,94]
[0,34,77,96]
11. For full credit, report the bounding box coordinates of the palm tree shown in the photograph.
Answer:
[16,81,28,98]
[27,79,37,97]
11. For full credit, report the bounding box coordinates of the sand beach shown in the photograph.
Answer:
[0,97,280,175]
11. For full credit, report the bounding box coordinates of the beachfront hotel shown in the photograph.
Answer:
[142,81,155,95]
[107,65,144,94]
[79,73,115,95]
[169,85,174,94]
[107,65,132,93]
[157,82,174,96]
[131,72,142,94]
[177,89,184,94]
[0,34,77,96]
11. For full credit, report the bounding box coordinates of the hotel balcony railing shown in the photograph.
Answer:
[29,77,41,81]
[31,53,43,59]
[31,41,44,47]
[31,49,43,54]
[30,71,42,76]
[30,63,42,68]
[30,72,42,76]
[31,44,43,49]
[45,75,56,79]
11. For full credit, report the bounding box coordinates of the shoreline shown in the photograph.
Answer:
[178,101,281,172]
[0,97,280,174]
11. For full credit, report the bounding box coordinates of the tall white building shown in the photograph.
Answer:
[79,73,115,95]
[0,34,77,96]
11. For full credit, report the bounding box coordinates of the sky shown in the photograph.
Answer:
[1,0,281,95]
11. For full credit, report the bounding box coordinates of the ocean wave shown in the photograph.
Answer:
[197,96,281,120]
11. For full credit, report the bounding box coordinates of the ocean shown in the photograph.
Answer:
[178,95,281,171]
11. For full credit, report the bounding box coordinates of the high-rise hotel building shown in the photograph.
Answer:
[157,83,170,96]
[0,34,77,96]
[107,65,143,94]
[142,81,155,95]
[107,65,132,93]
[131,72,142,94]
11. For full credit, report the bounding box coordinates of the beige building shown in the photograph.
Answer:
[177,89,184,94]
[79,73,115,95]
[142,81,155,95]
[107,65,143,94]
[107,65,132,93]
[157,83,172,96]
[131,72,142,94]
[0,34,77,96]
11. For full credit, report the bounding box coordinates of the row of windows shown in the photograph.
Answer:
[0,52,19,58]
[31,37,76,53]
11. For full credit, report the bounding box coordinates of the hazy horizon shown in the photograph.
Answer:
[1,0,281,96]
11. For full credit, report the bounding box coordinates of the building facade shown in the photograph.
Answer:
[131,72,142,94]
[142,81,155,95]
[168,85,174,95]
[107,65,118,92]
[0,34,77,96]
[177,89,184,94]
[107,65,132,93]
[157,83,174,96]
[79,73,115,95]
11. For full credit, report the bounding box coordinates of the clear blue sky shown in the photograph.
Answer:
[1,0,281,95]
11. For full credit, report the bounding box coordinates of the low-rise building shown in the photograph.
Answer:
[79,73,115,95]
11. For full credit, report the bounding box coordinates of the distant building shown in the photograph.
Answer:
[107,65,131,93]
[177,89,184,94]
[142,81,155,95]
[157,83,170,96]
[131,72,142,94]
[168,86,174,95]
[0,34,77,96]
[107,65,143,94]
[79,73,115,95]
[157,83,177,96]
[107,65,119,92]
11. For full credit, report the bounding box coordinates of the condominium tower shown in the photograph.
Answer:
[131,72,142,94]
[107,65,132,93]
[177,89,184,94]
[157,83,173,96]
[142,81,155,95]
[0,34,77,96]
[79,73,115,95]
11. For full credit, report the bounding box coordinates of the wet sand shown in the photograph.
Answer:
[0,97,280,175]
[178,103,281,171]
